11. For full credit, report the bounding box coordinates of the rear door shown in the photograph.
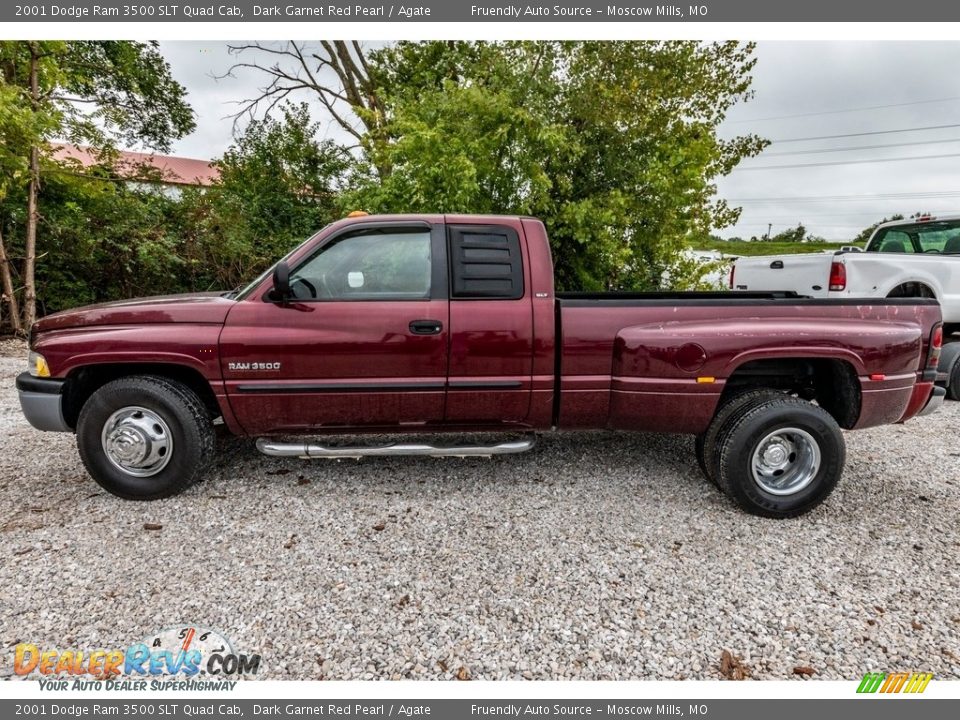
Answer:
[221,221,449,435]
[444,219,534,424]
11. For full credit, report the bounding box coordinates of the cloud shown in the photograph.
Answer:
[716,41,960,240]
[158,40,960,242]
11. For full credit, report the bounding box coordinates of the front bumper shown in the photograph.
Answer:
[919,385,946,417]
[16,372,71,432]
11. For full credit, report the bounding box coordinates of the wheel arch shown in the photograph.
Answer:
[885,279,938,300]
[722,356,862,429]
[63,362,221,430]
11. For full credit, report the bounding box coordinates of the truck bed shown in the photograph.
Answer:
[554,292,941,433]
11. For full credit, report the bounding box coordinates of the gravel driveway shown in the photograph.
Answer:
[1,339,958,681]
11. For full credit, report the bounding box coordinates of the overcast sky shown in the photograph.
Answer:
[158,41,960,242]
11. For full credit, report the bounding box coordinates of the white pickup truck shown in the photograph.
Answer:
[730,214,960,398]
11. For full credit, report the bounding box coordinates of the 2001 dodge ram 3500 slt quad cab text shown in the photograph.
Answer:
[17,214,946,518]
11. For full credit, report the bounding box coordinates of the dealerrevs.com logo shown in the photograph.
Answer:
[14,626,261,691]
[857,672,934,694]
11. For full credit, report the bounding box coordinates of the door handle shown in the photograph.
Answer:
[409,319,443,335]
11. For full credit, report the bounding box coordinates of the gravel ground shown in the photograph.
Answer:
[1,337,958,681]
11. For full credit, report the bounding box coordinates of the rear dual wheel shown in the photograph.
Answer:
[939,342,960,401]
[694,388,786,486]
[698,393,845,518]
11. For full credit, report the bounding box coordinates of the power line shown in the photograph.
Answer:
[761,137,960,157]
[771,123,960,144]
[734,223,870,229]
[727,191,960,203]
[733,211,927,218]
[733,152,960,171]
[726,95,960,124]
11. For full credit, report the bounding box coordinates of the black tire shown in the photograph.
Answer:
[76,375,214,500]
[941,344,960,401]
[715,397,845,518]
[949,360,960,402]
[695,388,785,486]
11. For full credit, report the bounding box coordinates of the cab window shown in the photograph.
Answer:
[868,218,960,254]
[874,230,913,253]
[288,229,432,300]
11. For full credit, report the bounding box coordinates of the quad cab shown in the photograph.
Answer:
[17,214,945,517]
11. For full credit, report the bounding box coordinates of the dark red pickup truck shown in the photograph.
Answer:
[17,214,946,517]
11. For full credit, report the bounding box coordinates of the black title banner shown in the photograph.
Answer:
[5,0,960,23]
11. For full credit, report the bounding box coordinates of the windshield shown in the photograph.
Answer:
[867,218,960,254]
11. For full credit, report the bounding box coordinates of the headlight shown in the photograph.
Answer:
[28,351,50,378]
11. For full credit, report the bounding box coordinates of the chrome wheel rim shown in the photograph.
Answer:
[101,406,173,477]
[750,427,820,496]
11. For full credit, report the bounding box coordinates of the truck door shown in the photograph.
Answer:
[444,220,534,424]
[220,221,449,435]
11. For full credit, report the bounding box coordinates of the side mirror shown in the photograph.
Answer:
[272,261,292,302]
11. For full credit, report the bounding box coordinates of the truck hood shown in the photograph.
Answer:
[32,292,236,334]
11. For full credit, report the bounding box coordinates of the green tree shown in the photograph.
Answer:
[853,214,905,246]
[180,104,352,290]
[0,40,194,331]
[233,41,766,291]
[770,224,808,243]
[0,81,49,332]
[369,42,767,290]
[27,169,189,313]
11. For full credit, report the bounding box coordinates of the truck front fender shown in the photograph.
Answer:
[32,324,223,380]
[31,324,240,433]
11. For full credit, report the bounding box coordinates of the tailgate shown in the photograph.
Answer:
[733,253,833,297]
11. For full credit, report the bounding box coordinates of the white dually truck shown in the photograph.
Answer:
[730,214,960,398]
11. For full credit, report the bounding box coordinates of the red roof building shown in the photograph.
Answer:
[52,143,220,188]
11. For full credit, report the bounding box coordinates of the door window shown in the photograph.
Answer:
[289,229,432,300]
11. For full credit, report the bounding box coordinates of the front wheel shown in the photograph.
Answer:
[77,375,214,500]
[715,397,845,518]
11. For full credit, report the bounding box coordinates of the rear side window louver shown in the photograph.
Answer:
[447,225,524,300]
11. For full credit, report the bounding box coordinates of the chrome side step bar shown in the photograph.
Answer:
[255,437,536,460]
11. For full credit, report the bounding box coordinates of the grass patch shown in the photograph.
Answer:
[690,240,853,257]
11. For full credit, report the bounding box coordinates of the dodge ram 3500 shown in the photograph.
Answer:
[17,214,946,517]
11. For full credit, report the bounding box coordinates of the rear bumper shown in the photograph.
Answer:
[895,380,937,423]
[16,372,71,432]
[919,385,946,417]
